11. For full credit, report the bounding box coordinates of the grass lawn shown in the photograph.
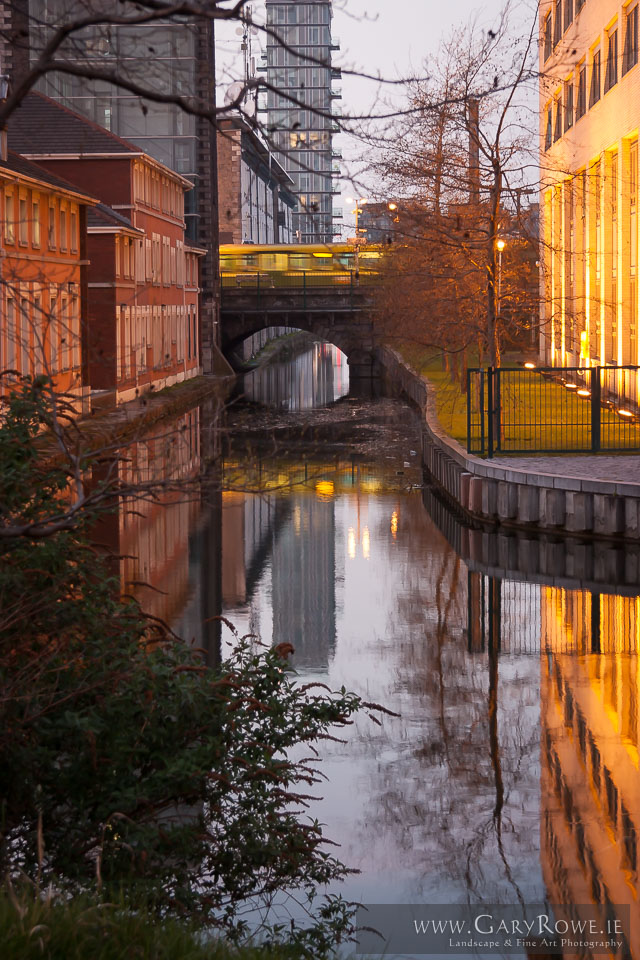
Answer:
[394,342,640,455]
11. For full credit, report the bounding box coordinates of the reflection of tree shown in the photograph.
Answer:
[351,495,541,902]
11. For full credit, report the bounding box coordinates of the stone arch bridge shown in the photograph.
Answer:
[220,282,379,382]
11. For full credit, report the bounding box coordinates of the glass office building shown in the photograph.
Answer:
[26,1,206,245]
[264,0,340,243]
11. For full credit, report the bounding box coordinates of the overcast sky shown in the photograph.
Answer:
[216,0,533,234]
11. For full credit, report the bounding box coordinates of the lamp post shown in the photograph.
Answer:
[345,195,367,281]
[496,238,505,320]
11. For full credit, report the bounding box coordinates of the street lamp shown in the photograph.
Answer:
[345,196,368,280]
[495,238,506,319]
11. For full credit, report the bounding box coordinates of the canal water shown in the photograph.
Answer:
[119,342,640,959]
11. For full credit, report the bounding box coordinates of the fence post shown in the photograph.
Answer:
[495,368,501,453]
[487,366,494,459]
[480,370,485,456]
[303,271,307,311]
[257,269,260,306]
[591,366,601,453]
[466,368,472,453]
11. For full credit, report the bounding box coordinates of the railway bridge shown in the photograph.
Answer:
[220,274,379,382]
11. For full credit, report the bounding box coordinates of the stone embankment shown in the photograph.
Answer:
[379,346,640,542]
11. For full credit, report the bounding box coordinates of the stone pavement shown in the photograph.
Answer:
[491,454,640,486]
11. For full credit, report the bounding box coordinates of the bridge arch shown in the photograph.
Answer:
[220,285,379,381]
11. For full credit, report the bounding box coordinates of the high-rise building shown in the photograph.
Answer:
[540,0,640,403]
[5,0,221,372]
[262,0,341,243]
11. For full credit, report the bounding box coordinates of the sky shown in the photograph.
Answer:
[216,0,534,234]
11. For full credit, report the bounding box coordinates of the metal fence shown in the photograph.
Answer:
[467,365,640,456]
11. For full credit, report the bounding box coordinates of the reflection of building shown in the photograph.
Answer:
[217,116,297,244]
[115,410,201,625]
[263,0,340,243]
[271,494,336,667]
[243,340,348,410]
[540,586,640,957]
[540,0,640,387]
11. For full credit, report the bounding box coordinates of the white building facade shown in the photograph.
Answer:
[541,0,640,400]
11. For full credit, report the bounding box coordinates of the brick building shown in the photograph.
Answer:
[217,116,297,245]
[9,92,204,404]
[0,148,94,411]
[540,0,640,402]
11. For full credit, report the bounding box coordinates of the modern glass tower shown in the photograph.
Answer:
[263,0,340,243]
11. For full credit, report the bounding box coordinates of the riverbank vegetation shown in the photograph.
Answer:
[0,377,384,957]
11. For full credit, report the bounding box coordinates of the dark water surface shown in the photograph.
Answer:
[117,343,640,959]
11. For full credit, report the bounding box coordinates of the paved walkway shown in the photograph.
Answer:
[491,454,640,485]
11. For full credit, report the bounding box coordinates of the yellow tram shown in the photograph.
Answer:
[219,243,382,288]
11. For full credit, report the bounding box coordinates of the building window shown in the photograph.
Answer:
[4,190,14,243]
[623,5,638,75]
[544,13,553,59]
[563,0,573,32]
[564,78,574,130]
[554,0,562,46]
[576,63,587,119]
[6,296,16,370]
[553,96,562,142]
[59,207,67,251]
[19,196,28,244]
[605,28,618,91]
[48,201,56,249]
[70,210,78,252]
[589,48,601,106]
[32,198,41,247]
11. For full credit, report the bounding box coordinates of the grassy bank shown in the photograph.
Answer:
[393,343,640,454]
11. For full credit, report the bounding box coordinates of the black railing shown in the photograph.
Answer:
[220,270,378,310]
[467,365,640,457]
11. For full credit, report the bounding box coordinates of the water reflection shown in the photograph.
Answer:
[242,340,349,409]
[109,397,640,958]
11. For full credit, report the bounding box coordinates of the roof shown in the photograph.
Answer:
[8,91,140,157]
[87,202,142,232]
[0,150,96,204]
[7,91,193,189]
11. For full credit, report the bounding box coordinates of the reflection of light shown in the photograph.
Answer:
[293,506,301,534]
[362,526,370,559]
[315,480,334,499]
[361,479,381,493]
[347,527,356,559]
[391,511,398,538]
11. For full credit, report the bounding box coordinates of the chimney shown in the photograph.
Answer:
[468,98,480,206]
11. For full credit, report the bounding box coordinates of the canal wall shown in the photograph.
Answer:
[378,346,640,542]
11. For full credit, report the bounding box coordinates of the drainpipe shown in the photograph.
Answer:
[0,73,10,161]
